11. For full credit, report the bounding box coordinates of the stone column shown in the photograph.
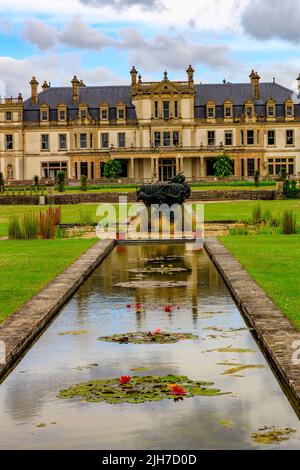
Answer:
[154,157,159,180]
[129,157,135,179]
[87,161,92,180]
[180,157,184,173]
[15,158,20,180]
[94,160,100,179]
[200,157,205,178]
[151,158,155,180]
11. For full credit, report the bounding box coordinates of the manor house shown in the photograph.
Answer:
[1,66,300,182]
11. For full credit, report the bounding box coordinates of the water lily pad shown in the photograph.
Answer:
[218,419,234,429]
[115,281,188,289]
[221,364,264,375]
[58,330,88,336]
[251,427,296,445]
[204,345,255,354]
[58,375,227,404]
[98,332,198,344]
[128,266,189,275]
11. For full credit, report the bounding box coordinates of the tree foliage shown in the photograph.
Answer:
[103,159,122,179]
[213,154,233,178]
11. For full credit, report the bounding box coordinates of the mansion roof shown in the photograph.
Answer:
[23,80,297,122]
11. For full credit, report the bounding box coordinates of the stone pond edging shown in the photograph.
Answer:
[0,239,115,382]
[205,237,300,412]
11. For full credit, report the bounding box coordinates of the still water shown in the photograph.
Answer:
[0,243,299,450]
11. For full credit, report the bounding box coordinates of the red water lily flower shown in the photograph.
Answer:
[126,304,132,309]
[153,328,162,335]
[136,304,142,309]
[119,375,132,385]
[165,305,172,313]
[169,385,187,396]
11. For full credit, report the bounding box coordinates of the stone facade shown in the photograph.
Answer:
[1,67,300,183]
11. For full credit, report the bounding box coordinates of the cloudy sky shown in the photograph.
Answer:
[1,0,300,97]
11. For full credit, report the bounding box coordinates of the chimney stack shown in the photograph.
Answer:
[187,65,194,86]
[30,76,39,105]
[249,70,260,100]
[71,75,80,104]
[130,66,138,87]
[42,80,50,92]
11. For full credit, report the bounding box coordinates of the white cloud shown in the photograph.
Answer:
[22,16,116,50]
[22,19,57,50]
[241,0,300,43]
[119,29,235,71]
[0,54,126,97]
[0,0,245,30]
[59,17,116,49]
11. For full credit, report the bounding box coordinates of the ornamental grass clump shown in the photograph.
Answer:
[8,216,23,240]
[22,212,39,239]
[282,210,297,235]
[39,207,62,239]
[252,204,262,225]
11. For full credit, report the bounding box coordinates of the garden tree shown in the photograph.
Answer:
[0,172,4,194]
[213,153,233,178]
[279,167,287,182]
[33,175,39,190]
[254,170,260,187]
[80,175,88,191]
[56,171,65,193]
[103,159,122,179]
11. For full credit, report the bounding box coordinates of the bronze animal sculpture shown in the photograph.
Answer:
[137,173,191,207]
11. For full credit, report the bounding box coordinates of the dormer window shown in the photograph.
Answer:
[100,102,109,122]
[40,107,49,122]
[225,107,232,117]
[79,104,88,121]
[57,104,67,123]
[59,110,66,121]
[284,99,294,120]
[206,101,216,120]
[207,107,215,118]
[117,102,126,122]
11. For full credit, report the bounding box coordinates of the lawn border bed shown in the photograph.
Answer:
[205,237,300,413]
[0,239,115,382]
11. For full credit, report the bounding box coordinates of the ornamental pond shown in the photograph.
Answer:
[0,243,299,449]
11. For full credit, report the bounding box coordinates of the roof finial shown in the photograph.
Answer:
[164,70,168,81]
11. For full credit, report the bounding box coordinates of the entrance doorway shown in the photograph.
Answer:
[206,158,216,176]
[158,159,176,181]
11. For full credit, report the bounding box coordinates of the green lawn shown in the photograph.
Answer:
[203,200,300,221]
[0,238,97,323]
[220,235,300,330]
